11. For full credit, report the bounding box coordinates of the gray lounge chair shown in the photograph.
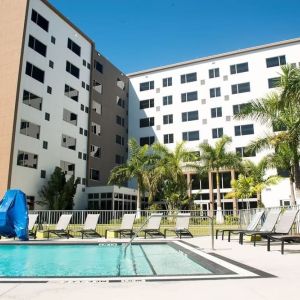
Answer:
[45,214,73,239]
[216,210,264,242]
[76,214,101,239]
[164,213,193,239]
[239,209,294,246]
[28,214,39,239]
[139,213,164,238]
[105,213,136,238]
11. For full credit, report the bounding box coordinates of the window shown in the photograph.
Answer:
[41,170,46,179]
[92,101,102,114]
[181,72,197,83]
[93,80,102,94]
[67,38,81,56]
[212,128,223,138]
[83,153,87,160]
[78,152,82,159]
[272,121,287,132]
[164,134,174,144]
[81,104,84,111]
[91,122,101,135]
[90,169,100,181]
[94,60,103,73]
[25,62,44,83]
[63,109,77,126]
[209,68,220,78]
[140,136,155,146]
[64,84,79,102]
[47,86,52,94]
[181,91,198,102]
[45,112,50,121]
[17,151,38,169]
[116,135,124,145]
[268,77,280,89]
[266,55,286,68]
[117,78,126,90]
[20,120,40,139]
[182,131,199,141]
[234,124,254,136]
[28,35,47,57]
[43,141,48,149]
[236,147,256,157]
[84,129,88,136]
[210,87,221,98]
[163,114,173,124]
[116,115,123,125]
[61,134,76,150]
[211,107,222,118]
[49,60,54,68]
[182,110,198,122]
[140,81,154,91]
[66,61,80,79]
[31,9,49,32]
[116,96,125,108]
[90,145,101,158]
[79,128,83,135]
[51,36,56,44]
[163,77,172,87]
[230,62,248,74]
[140,99,154,109]
[232,103,250,115]
[140,117,154,128]
[163,95,173,105]
[115,155,124,164]
[23,90,42,110]
[82,81,85,88]
[60,160,75,176]
[231,82,250,94]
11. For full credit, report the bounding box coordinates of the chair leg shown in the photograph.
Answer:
[281,240,284,255]
[164,229,167,238]
[228,231,231,242]
[216,229,219,239]
[267,236,270,251]
[105,229,108,239]
[254,235,257,246]
[222,231,224,240]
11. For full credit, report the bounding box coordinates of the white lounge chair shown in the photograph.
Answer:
[139,213,164,238]
[28,214,39,239]
[164,213,193,239]
[76,214,101,239]
[45,214,73,239]
[105,213,136,238]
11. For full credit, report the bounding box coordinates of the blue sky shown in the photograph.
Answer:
[49,0,300,74]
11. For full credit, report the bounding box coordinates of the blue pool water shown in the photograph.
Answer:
[0,243,212,277]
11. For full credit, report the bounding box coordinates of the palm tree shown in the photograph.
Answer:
[108,138,150,212]
[198,136,241,223]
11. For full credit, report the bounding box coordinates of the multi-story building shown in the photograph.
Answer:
[0,0,129,209]
[128,38,300,210]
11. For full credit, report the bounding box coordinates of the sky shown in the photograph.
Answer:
[49,0,300,74]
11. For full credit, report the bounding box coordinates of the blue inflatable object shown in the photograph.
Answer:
[0,189,29,240]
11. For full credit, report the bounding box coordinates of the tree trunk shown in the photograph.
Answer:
[208,171,214,217]
[290,176,296,206]
[216,171,222,209]
[136,185,141,217]
[231,169,238,215]
[293,154,300,202]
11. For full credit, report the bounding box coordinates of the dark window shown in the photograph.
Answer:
[140,81,154,91]
[163,95,173,105]
[63,109,77,126]
[116,135,124,145]
[182,110,198,122]
[67,38,81,56]
[47,86,52,94]
[61,134,76,151]
[163,77,172,87]
[23,90,42,110]
[51,36,56,44]
[140,136,155,146]
[266,55,286,68]
[84,129,88,136]
[49,60,54,68]
[236,147,256,157]
[66,61,80,79]
[211,107,222,118]
[268,77,280,89]
[43,141,48,149]
[209,68,220,78]
[90,145,101,158]
[45,112,50,121]
[82,81,85,88]
[182,131,199,141]
[181,91,198,102]
[17,150,38,169]
[181,72,197,83]
[94,60,103,73]
[31,9,49,32]
[115,155,124,164]
[20,120,40,139]
[230,62,248,74]
[28,35,47,57]
[83,153,87,160]
[163,114,173,124]
[231,82,250,94]
[140,117,154,128]
[232,103,250,115]
[212,128,223,138]
[90,169,100,181]
[234,124,254,136]
[64,84,79,102]
[79,128,83,135]
[164,134,174,144]
[78,152,82,159]
[41,170,46,179]
[25,62,44,83]
[210,87,221,98]
[140,99,154,109]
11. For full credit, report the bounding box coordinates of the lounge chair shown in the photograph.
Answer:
[164,213,193,239]
[215,210,264,242]
[76,214,101,239]
[239,209,296,246]
[139,213,164,238]
[28,214,39,239]
[45,214,73,239]
[105,213,136,238]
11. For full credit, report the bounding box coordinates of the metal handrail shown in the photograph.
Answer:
[124,214,215,255]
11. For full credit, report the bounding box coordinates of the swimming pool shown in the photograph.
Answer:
[0,241,273,281]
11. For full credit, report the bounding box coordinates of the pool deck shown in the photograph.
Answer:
[0,235,300,300]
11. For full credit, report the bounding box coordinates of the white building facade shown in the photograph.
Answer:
[128,38,300,210]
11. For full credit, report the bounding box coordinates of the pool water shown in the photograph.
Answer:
[0,243,212,277]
